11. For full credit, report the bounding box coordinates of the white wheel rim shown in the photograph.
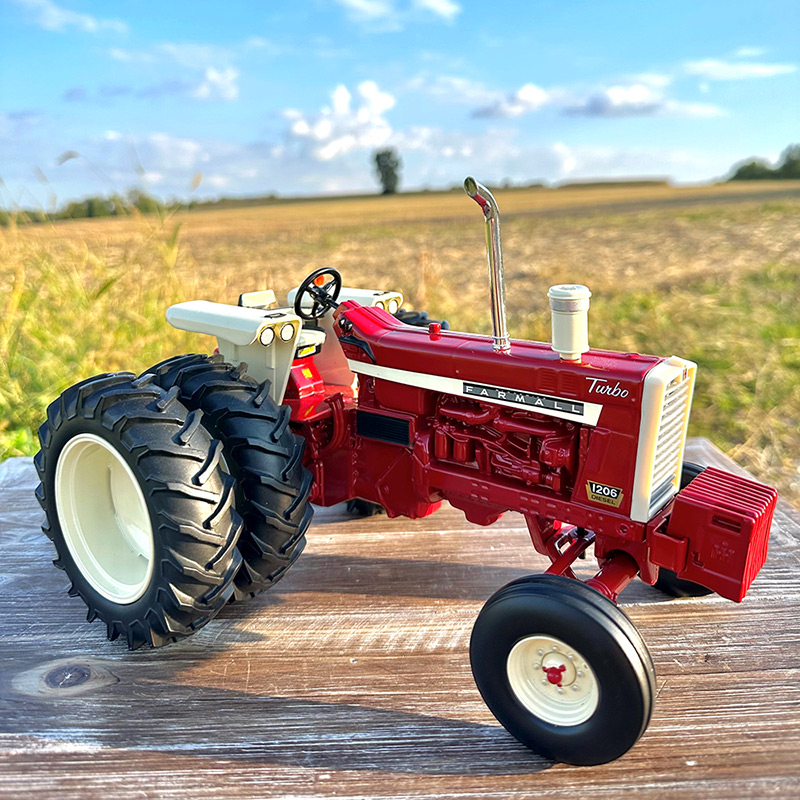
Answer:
[506,634,599,726]
[54,433,155,604]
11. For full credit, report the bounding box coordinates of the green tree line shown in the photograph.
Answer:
[728,144,800,181]
[0,188,174,227]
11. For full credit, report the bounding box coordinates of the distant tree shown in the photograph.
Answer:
[728,158,775,181]
[776,144,800,179]
[373,148,401,194]
[126,188,162,214]
[108,193,130,216]
[60,200,90,220]
[85,197,116,218]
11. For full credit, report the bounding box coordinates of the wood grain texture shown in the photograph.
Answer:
[1,439,798,799]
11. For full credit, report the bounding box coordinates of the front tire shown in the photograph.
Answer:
[144,354,313,601]
[470,574,655,765]
[35,373,243,648]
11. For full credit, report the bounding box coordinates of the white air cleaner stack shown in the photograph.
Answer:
[548,284,592,361]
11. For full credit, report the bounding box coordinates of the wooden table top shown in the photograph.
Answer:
[1,438,798,799]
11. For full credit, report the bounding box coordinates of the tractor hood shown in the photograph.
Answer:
[335,301,663,427]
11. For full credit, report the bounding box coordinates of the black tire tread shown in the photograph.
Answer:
[35,373,243,649]
[471,573,656,765]
[394,308,450,330]
[488,573,656,725]
[143,353,313,600]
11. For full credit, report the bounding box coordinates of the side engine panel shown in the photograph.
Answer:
[341,373,649,533]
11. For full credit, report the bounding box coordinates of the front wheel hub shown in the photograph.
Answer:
[506,634,599,725]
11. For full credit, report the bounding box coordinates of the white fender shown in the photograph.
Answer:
[166,300,303,404]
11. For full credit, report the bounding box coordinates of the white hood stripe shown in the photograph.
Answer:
[346,360,602,426]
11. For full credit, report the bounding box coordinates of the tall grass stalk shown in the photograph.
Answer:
[0,224,201,459]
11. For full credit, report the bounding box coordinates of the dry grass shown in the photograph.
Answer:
[3,183,799,502]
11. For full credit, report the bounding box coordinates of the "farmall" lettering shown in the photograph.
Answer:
[585,377,630,398]
[463,382,585,416]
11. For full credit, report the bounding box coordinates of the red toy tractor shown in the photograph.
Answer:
[35,178,777,765]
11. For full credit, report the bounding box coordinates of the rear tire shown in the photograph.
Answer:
[144,354,313,601]
[655,462,713,598]
[394,308,450,329]
[35,373,243,648]
[471,574,655,765]
[346,498,385,517]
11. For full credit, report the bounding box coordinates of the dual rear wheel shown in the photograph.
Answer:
[36,358,313,649]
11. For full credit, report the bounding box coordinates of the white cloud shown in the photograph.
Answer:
[552,142,577,176]
[10,114,739,206]
[331,85,352,115]
[359,80,396,114]
[192,67,239,101]
[685,59,796,80]
[388,128,719,186]
[413,0,461,22]
[566,84,723,118]
[565,84,662,116]
[11,0,127,34]
[733,46,767,58]
[632,73,672,88]
[107,42,241,102]
[334,0,395,22]
[473,83,550,118]
[285,81,395,161]
[466,78,723,120]
[542,143,718,182]
[334,0,461,29]
[145,133,207,170]
[141,171,164,185]
[206,174,231,189]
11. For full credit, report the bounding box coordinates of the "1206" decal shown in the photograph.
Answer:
[586,480,624,508]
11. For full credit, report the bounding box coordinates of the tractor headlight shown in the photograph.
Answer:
[279,323,295,341]
[375,300,385,309]
[388,298,399,313]
[259,326,275,346]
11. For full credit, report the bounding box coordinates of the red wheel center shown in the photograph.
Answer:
[543,664,566,686]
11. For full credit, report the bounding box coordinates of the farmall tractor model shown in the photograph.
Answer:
[35,179,778,766]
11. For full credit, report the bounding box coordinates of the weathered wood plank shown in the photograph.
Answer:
[1,440,798,799]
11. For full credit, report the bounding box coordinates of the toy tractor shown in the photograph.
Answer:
[35,178,777,766]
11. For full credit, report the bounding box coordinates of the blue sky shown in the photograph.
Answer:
[1,0,797,205]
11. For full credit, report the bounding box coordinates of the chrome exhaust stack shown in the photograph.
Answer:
[464,177,511,353]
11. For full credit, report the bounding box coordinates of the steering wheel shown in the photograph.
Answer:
[294,267,343,321]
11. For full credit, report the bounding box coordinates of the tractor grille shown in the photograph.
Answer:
[631,357,696,523]
[648,373,693,516]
